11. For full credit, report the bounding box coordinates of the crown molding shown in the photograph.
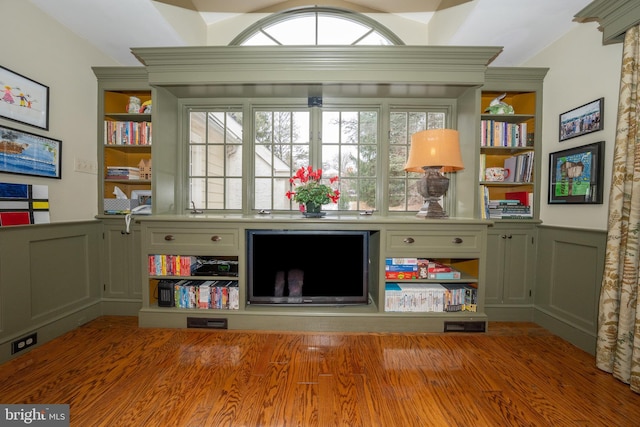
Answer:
[575,0,640,44]
[131,45,502,88]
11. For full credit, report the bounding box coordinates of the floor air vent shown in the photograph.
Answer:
[187,317,228,329]
[443,321,486,333]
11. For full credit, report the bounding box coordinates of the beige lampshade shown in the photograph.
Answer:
[404,129,465,173]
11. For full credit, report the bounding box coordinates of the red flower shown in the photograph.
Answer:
[286,165,340,206]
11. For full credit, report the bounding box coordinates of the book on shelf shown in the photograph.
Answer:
[148,255,197,276]
[169,279,239,310]
[427,271,461,280]
[386,264,418,272]
[480,120,528,147]
[104,120,152,145]
[505,191,530,206]
[501,152,534,183]
[443,284,478,312]
[384,282,477,312]
[385,271,420,280]
[385,258,419,265]
[427,261,455,273]
[106,166,140,180]
[486,199,533,219]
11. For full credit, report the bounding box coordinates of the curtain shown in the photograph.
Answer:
[597,24,640,393]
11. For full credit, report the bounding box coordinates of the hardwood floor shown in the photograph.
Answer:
[1,317,639,426]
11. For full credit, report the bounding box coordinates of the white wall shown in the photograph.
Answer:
[1,1,117,222]
[524,22,623,231]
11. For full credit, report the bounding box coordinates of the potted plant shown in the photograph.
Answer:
[286,165,340,215]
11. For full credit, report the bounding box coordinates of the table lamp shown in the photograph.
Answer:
[404,129,464,218]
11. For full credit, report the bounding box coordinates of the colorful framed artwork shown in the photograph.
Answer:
[0,125,61,179]
[0,182,50,226]
[0,65,49,130]
[548,141,604,204]
[559,98,603,142]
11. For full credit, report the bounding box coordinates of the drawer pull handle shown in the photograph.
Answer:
[164,235,174,241]
[403,237,415,244]
[452,237,463,244]
[211,235,222,242]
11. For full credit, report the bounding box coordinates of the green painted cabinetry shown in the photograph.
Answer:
[484,223,536,320]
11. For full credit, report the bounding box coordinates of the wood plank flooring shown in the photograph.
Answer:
[1,316,639,426]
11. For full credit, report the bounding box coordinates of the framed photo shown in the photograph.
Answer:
[548,141,603,204]
[0,125,61,179]
[0,66,49,130]
[559,98,603,142]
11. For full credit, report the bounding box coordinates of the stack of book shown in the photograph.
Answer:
[106,166,140,180]
[384,282,446,312]
[385,257,419,280]
[172,279,239,310]
[503,152,534,183]
[441,284,478,312]
[148,255,197,276]
[384,282,477,312]
[487,199,532,219]
[422,260,461,279]
[480,120,528,147]
[104,120,152,145]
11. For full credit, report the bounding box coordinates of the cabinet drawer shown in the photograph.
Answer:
[386,230,481,254]
[149,228,239,251]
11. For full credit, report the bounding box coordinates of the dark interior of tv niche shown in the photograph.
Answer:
[246,229,371,305]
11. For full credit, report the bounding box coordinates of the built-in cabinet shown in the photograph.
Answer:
[478,68,546,320]
[92,49,552,331]
[484,223,536,320]
[101,218,142,302]
[479,68,548,221]
[93,67,152,216]
[138,217,489,332]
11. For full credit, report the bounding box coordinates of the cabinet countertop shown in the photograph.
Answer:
[128,213,494,226]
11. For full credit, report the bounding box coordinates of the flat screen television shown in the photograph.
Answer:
[247,229,370,305]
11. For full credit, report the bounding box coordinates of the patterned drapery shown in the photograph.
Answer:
[597,24,640,393]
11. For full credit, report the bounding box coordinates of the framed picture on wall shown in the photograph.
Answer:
[559,98,603,142]
[548,141,604,204]
[0,125,61,179]
[0,65,49,130]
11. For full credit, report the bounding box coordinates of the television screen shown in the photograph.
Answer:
[247,229,370,305]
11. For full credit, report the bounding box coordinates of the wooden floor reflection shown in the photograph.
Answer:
[0,316,639,426]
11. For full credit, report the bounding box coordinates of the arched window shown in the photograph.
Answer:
[230,7,404,46]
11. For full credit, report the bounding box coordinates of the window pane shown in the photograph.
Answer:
[207,145,224,177]
[226,178,242,209]
[322,110,378,211]
[243,32,279,46]
[322,111,340,142]
[388,178,407,211]
[318,16,368,45]
[265,16,316,45]
[253,109,311,211]
[292,112,310,143]
[357,31,393,46]
[388,110,448,213]
[190,178,206,208]
[188,109,243,210]
[254,178,272,210]
[206,178,224,209]
[233,7,399,47]
[190,145,206,176]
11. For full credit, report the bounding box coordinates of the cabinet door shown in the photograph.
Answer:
[102,221,141,299]
[485,228,535,305]
[484,231,506,305]
[502,230,534,304]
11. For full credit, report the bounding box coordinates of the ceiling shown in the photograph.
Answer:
[29,0,593,67]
